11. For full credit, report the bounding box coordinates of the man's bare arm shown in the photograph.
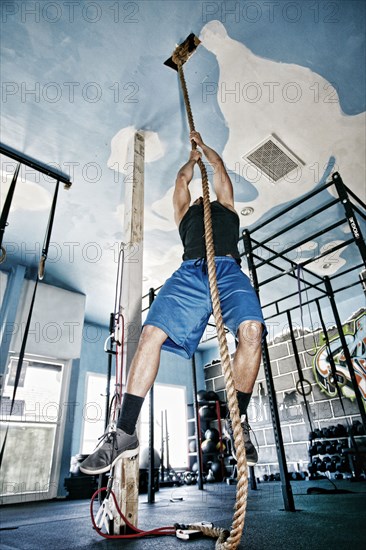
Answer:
[173,150,201,226]
[190,131,234,210]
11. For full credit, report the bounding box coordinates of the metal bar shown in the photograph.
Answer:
[261,262,363,314]
[263,286,321,312]
[333,172,366,266]
[0,163,20,252]
[104,313,114,431]
[165,409,170,472]
[160,410,165,483]
[324,276,366,430]
[148,288,155,504]
[249,463,257,490]
[250,180,335,233]
[0,142,71,187]
[261,340,295,510]
[342,183,366,210]
[192,354,204,490]
[256,219,347,269]
[252,198,340,250]
[351,203,366,221]
[262,279,362,321]
[243,230,295,511]
[327,279,363,295]
[249,235,326,287]
[259,238,352,288]
[329,262,364,280]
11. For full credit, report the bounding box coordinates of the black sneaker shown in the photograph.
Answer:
[79,428,139,475]
[224,417,258,466]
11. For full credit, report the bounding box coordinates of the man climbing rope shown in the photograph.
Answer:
[80,131,266,476]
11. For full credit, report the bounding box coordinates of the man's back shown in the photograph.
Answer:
[179,200,240,261]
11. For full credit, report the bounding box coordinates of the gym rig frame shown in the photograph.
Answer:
[241,171,365,511]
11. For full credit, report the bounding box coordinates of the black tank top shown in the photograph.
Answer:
[178,200,241,261]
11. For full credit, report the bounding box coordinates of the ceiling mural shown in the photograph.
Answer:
[0,0,365,329]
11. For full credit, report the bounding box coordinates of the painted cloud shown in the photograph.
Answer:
[200,21,365,225]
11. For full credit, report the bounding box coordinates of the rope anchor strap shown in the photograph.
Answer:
[175,523,230,544]
[176,60,249,550]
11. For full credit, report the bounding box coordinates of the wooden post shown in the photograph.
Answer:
[113,131,144,533]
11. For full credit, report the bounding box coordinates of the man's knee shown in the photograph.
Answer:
[140,324,167,347]
[237,321,262,349]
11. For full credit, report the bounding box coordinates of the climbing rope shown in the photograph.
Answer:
[173,48,249,549]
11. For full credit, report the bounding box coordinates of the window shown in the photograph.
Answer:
[139,384,188,469]
[0,355,70,504]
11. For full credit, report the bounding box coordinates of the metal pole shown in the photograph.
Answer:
[243,229,295,511]
[160,410,165,483]
[333,172,366,265]
[192,354,204,490]
[165,409,170,472]
[104,313,115,431]
[261,341,295,510]
[249,466,257,490]
[148,288,155,503]
[324,276,366,429]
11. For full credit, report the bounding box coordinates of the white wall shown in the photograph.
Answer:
[10,279,86,359]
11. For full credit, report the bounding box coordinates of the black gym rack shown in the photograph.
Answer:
[241,171,366,510]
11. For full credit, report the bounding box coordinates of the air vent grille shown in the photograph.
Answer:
[246,137,301,182]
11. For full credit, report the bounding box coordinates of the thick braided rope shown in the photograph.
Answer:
[175,58,248,550]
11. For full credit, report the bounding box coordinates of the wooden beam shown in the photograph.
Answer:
[113,131,144,533]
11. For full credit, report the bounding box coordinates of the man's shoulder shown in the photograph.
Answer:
[214,200,238,216]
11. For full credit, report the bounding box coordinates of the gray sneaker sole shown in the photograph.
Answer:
[79,446,140,475]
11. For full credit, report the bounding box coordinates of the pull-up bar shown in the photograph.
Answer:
[0,142,71,188]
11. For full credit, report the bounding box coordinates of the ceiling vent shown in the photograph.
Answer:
[245,135,304,183]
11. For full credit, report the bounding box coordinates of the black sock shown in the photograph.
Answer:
[237,391,252,418]
[117,393,144,434]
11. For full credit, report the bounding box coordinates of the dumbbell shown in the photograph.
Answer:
[321,427,331,438]
[309,444,318,457]
[336,440,346,453]
[338,458,349,473]
[325,441,336,454]
[316,442,327,455]
[351,420,365,435]
[335,424,347,437]
[309,431,317,441]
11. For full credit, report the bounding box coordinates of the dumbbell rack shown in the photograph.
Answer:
[308,423,366,480]
[308,436,351,479]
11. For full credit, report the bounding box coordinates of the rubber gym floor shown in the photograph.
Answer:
[1,478,365,550]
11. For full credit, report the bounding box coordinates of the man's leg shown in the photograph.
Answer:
[80,325,167,475]
[116,325,168,434]
[233,320,263,412]
[229,320,263,465]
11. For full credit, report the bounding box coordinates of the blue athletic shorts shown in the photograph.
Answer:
[144,257,266,359]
